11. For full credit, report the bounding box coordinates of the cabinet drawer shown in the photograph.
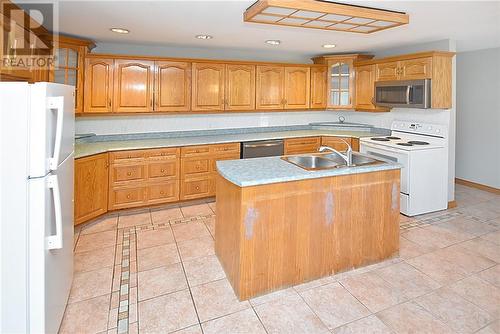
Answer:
[148,181,179,203]
[321,137,352,152]
[111,164,147,183]
[211,143,240,155]
[181,158,210,176]
[110,150,147,163]
[284,137,321,154]
[180,177,213,200]
[149,160,179,179]
[109,186,147,209]
[211,154,240,172]
[147,147,179,159]
[181,145,210,157]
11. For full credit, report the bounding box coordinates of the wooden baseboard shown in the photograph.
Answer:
[455,178,500,195]
[447,200,457,209]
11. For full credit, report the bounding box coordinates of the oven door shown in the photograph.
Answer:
[360,142,410,195]
[374,80,431,109]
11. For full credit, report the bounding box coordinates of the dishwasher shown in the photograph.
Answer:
[241,139,284,158]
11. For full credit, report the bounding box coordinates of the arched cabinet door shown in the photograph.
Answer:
[192,63,225,111]
[154,61,191,112]
[84,58,114,113]
[256,65,284,110]
[310,66,327,109]
[113,60,154,113]
[284,66,310,109]
[225,64,256,111]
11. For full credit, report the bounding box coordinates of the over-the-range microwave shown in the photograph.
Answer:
[374,79,431,109]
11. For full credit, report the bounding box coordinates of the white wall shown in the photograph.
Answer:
[456,47,500,188]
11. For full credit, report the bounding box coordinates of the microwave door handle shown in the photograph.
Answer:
[405,86,412,104]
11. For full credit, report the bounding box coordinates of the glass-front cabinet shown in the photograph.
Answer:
[312,54,373,110]
[50,36,95,113]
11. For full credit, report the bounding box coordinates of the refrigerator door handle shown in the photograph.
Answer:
[47,96,65,171]
[46,174,63,250]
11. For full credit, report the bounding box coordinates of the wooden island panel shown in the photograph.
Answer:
[215,169,400,300]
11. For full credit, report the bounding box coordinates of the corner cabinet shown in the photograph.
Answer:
[310,66,328,109]
[312,54,373,110]
[74,153,109,225]
[113,60,155,113]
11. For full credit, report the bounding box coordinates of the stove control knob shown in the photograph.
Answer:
[436,129,441,133]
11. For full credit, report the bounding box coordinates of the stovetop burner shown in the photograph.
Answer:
[397,143,413,146]
[408,141,430,145]
[386,136,401,140]
[371,137,390,141]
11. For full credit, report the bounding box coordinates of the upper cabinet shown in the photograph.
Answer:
[51,36,95,113]
[312,54,373,110]
[113,60,155,113]
[225,64,256,111]
[376,57,432,81]
[256,65,284,110]
[354,64,379,111]
[284,67,310,109]
[84,58,114,113]
[192,63,225,111]
[155,61,191,112]
[310,67,327,109]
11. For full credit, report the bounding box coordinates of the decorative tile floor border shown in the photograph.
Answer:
[114,213,215,332]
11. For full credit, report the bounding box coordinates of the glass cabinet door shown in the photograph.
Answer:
[329,60,353,108]
[52,46,80,110]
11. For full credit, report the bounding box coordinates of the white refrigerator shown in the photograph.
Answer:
[0,82,75,333]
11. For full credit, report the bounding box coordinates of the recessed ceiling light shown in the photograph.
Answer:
[265,40,281,45]
[110,28,129,34]
[322,44,336,48]
[195,34,213,40]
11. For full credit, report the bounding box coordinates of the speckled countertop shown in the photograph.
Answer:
[75,125,390,159]
[216,156,401,187]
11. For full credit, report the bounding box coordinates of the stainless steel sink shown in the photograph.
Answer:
[282,152,382,171]
[282,155,343,170]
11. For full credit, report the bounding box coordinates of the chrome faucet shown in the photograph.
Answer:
[319,139,353,167]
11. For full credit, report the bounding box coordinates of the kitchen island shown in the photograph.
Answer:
[215,155,401,300]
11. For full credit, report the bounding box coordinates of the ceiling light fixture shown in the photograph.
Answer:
[195,34,213,40]
[265,39,281,45]
[110,28,129,34]
[322,44,336,48]
[244,0,409,34]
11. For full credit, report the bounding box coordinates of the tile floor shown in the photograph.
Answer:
[62,185,500,334]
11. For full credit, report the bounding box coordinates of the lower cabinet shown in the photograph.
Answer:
[284,137,321,154]
[74,153,109,225]
[321,136,360,152]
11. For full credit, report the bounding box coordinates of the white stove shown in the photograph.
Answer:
[360,121,448,216]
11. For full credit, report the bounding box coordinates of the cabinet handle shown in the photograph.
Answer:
[126,194,131,199]
[127,172,132,176]
[160,191,164,195]
[195,186,200,191]
[108,99,111,109]
[160,169,165,173]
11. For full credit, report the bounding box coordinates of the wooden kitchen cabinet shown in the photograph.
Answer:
[154,61,191,112]
[113,59,155,113]
[376,57,432,81]
[310,66,327,109]
[74,153,109,225]
[84,58,114,113]
[192,63,225,111]
[256,65,284,110]
[180,143,240,200]
[375,61,400,81]
[284,67,310,109]
[354,64,378,111]
[225,64,256,111]
[284,137,321,155]
[108,148,180,210]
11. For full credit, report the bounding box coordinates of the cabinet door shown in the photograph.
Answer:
[192,63,225,111]
[376,61,400,81]
[400,57,432,80]
[284,67,310,109]
[74,153,108,225]
[225,64,256,111]
[321,137,352,152]
[354,65,377,110]
[84,58,114,113]
[284,137,321,154]
[256,66,284,110]
[310,67,327,109]
[113,59,154,113]
[328,60,354,109]
[155,61,191,112]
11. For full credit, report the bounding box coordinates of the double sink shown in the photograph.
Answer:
[282,152,382,171]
